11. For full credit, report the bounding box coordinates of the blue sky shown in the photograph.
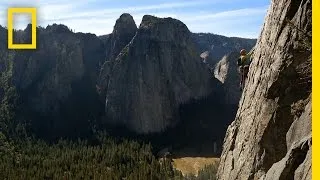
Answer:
[0,0,270,38]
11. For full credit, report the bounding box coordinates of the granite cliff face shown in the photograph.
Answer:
[217,0,311,179]
[214,52,241,105]
[104,13,137,62]
[98,15,219,133]
[97,14,138,98]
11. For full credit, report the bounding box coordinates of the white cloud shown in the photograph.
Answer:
[13,14,32,29]
[178,7,268,22]
[39,1,216,22]
[0,0,269,38]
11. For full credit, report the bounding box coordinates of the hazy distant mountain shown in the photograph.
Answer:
[192,33,256,66]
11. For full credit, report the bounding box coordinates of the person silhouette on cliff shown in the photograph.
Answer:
[237,48,254,90]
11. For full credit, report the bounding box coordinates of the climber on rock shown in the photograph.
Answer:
[237,48,254,90]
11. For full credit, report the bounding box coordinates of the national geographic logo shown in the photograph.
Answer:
[7,7,37,49]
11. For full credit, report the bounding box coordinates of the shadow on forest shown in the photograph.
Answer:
[21,79,238,158]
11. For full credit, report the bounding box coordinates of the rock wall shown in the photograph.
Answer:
[98,15,219,133]
[214,52,241,105]
[104,13,137,62]
[98,14,137,97]
[217,0,311,179]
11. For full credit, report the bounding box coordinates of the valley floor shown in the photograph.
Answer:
[172,157,219,176]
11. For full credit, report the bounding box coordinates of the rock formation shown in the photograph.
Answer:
[214,52,241,105]
[104,13,137,62]
[1,13,259,143]
[98,15,218,133]
[217,0,311,179]
[97,14,138,97]
[192,33,256,66]
[0,24,106,139]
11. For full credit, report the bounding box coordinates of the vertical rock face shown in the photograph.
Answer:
[98,15,218,133]
[214,52,241,105]
[217,0,311,179]
[98,14,137,96]
[105,13,137,62]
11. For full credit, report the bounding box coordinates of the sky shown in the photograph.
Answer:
[0,0,270,38]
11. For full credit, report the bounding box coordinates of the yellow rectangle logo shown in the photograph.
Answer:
[7,7,37,49]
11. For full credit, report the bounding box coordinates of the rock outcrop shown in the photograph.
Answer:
[98,15,218,133]
[97,14,138,97]
[217,0,311,179]
[104,13,137,62]
[214,52,241,105]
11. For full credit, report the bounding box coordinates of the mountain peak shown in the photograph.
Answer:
[101,13,138,63]
[140,15,187,30]
[46,23,72,33]
[113,13,137,34]
[119,13,133,19]
[137,15,190,45]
